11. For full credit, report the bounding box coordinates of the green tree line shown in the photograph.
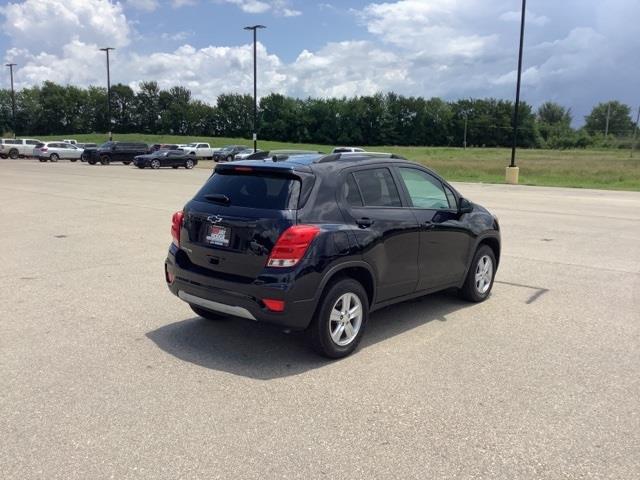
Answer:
[0,81,636,149]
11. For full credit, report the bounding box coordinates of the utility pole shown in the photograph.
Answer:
[463,113,468,149]
[604,102,611,138]
[5,63,17,138]
[244,25,266,152]
[506,0,526,184]
[99,47,114,141]
[631,106,640,158]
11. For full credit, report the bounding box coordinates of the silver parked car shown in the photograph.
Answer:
[34,142,84,162]
[233,148,262,160]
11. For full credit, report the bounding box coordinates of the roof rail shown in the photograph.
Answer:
[315,152,406,163]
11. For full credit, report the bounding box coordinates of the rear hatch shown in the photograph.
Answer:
[33,143,47,155]
[181,166,304,281]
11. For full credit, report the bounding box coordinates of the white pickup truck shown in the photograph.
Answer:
[0,138,43,158]
[179,142,220,159]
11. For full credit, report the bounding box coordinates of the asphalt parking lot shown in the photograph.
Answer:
[1,160,639,479]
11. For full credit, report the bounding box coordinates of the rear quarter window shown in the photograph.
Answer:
[195,172,301,210]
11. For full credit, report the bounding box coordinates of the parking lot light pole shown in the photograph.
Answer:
[244,25,266,152]
[631,106,640,158]
[5,63,17,138]
[506,0,526,185]
[99,47,114,141]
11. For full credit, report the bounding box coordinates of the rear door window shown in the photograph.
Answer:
[195,172,301,210]
[352,168,402,207]
[343,173,363,207]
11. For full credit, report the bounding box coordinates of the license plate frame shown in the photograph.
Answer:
[205,224,230,247]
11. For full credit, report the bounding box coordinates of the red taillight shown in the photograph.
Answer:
[262,298,285,312]
[234,166,253,172]
[267,225,320,268]
[41,147,48,152]
[171,211,184,246]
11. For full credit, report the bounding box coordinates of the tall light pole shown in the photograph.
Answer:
[5,63,17,138]
[463,112,468,150]
[507,0,526,185]
[99,47,114,141]
[631,106,640,159]
[244,25,266,152]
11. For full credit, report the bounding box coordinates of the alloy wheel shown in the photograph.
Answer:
[329,293,363,346]
[475,255,493,294]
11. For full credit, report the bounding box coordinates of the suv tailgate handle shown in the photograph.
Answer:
[357,217,374,228]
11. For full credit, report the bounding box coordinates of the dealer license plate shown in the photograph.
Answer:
[206,225,230,246]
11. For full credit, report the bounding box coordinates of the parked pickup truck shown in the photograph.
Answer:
[179,142,217,159]
[0,138,43,158]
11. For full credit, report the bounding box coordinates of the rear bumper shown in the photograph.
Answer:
[165,246,317,329]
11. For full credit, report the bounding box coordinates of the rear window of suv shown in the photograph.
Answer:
[195,172,301,210]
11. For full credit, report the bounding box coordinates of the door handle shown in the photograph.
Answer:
[423,220,435,229]
[357,217,374,228]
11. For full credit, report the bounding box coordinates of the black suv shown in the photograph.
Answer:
[165,153,500,358]
[213,145,250,162]
[87,141,149,165]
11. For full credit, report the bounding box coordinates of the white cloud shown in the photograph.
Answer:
[125,0,159,12]
[357,0,498,58]
[220,0,301,16]
[288,41,410,98]
[282,8,301,17]
[172,0,197,7]
[127,42,287,100]
[500,10,550,27]
[0,0,130,54]
[160,31,193,41]
[222,0,271,14]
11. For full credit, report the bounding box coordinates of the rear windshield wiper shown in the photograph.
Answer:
[204,194,230,205]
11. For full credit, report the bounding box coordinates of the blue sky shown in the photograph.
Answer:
[1,0,639,125]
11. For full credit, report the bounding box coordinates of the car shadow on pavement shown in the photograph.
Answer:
[146,290,472,380]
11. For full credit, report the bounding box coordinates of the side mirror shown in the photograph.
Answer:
[459,197,473,214]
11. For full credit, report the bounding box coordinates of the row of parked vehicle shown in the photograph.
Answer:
[0,137,366,169]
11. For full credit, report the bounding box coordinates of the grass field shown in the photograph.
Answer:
[39,133,640,191]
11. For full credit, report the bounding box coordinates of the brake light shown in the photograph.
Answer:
[267,225,320,268]
[171,211,184,246]
[234,166,253,172]
[262,298,285,312]
[41,147,48,152]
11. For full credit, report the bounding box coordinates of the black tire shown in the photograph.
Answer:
[184,158,195,169]
[137,165,145,169]
[88,159,96,165]
[172,166,179,169]
[190,304,225,321]
[123,161,131,165]
[49,153,59,162]
[459,245,496,302]
[39,157,47,162]
[8,148,19,159]
[226,155,233,162]
[81,153,87,161]
[150,159,161,169]
[70,158,77,162]
[308,278,369,358]
[99,155,110,165]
